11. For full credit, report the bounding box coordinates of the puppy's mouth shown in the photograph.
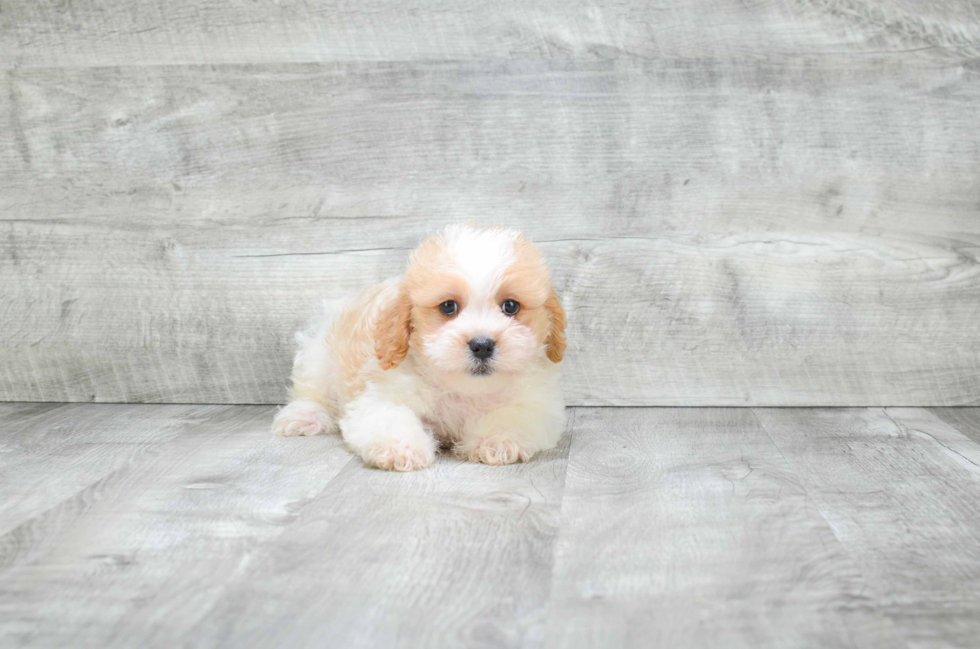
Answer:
[469,361,495,376]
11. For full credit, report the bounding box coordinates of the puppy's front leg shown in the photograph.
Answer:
[339,391,436,471]
[456,400,565,466]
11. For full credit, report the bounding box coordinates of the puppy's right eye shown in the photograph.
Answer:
[439,300,458,316]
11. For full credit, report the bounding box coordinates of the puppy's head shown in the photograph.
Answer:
[374,225,566,384]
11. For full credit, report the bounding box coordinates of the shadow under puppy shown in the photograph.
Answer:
[272,224,567,471]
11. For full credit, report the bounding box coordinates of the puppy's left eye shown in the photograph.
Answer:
[501,299,520,316]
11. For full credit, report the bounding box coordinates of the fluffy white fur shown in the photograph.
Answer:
[272,224,567,471]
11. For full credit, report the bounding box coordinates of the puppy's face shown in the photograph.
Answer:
[374,226,566,384]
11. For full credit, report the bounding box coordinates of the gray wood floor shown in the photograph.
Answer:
[1,404,979,648]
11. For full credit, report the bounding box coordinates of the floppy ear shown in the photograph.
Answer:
[544,289,567,363]
[374,286,413,370]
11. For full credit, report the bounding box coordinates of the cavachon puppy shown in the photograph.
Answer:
[272,224,567,471]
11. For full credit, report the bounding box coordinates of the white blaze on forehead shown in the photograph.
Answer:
[444,226,519,300]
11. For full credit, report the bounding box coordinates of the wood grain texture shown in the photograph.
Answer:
[0,402,219,536]
[3,58,979,405]
[3,405,980,646]
[2,0,978,68]
[754,407,980,649]
[546,407,902,648]
[0,404,352,648]
[930,407,980,445]
[192,418,573,648]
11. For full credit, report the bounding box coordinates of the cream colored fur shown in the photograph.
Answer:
[272,224,566,471]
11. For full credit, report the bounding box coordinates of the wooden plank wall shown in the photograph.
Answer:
[2,0,979,406]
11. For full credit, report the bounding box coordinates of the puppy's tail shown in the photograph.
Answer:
[286,297,346,410]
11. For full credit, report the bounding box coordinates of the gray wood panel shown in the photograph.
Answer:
[754,407,980,649]
[193,417,573,649]
[546,407,901,648]
[3,58,979,405]
[4,405,980,646]
[930,407,980,445]
[0,404,352,647]
[3,0,978,68]
[0,402,219,536]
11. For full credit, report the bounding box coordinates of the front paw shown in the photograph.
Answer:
[272,400,333,437]
[458,436,531,465]
[364,437,436,472]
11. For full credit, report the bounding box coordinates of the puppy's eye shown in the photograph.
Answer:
[439,300,458,316]
[501,299,520,316]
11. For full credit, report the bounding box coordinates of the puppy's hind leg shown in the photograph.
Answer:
[272,399,335,437]
[339,392,436,472]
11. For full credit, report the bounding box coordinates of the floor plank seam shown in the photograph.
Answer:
[540,407,577,618]
[0,408,234,568]
[886,407,980,470]
[749,407,867,572]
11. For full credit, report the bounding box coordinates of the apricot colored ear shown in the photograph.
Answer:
[374,287,413,370]
[544,290,566,363]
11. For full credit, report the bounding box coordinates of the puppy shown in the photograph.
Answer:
[272,224,567,471]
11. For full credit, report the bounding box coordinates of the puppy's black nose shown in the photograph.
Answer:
[468,337,495,360]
